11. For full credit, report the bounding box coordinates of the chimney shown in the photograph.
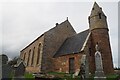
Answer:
[56,23,59,26]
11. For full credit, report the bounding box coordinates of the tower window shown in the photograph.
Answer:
[99,13,101,19]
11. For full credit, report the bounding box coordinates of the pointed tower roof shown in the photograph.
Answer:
[90,2,105,17]
[93,2,100,9]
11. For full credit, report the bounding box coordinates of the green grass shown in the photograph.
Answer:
[48,72,68,79]
[22,72,120,80]
[48,72,81,80]
[24,73,35,79]
[7,72,35,80]
[9,70,14,79]
[48,72,66,75]
[106,74,120,80]
[89,74,120,80]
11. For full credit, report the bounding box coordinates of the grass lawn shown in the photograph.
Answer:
[48,72,120,80]
[24,73,35,79]
[11,72,118,80]
[106,74,120,80]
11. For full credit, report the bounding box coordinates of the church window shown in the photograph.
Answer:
[31,47,35,66]
[27,49,31,66]
[99,13,101,19]
[23,53,26,61]
[37,43,41,65]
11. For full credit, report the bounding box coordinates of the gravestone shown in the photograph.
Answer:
[0,54,8,64]
[94,43,106,80]
[80,63,85,80]
[73,69,80,77]
[0,54,13,79]
[80,55,86,80]
[2,64,13,79]
[73,55,86,77]
[75,54,89,79]
[81,55,86,65]
[14,59,25,78]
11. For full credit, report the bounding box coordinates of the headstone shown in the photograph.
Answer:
[2,64,13,79]
[0,54,13,79]
[1,54,8,65]
[78,54,88,80]
[95,51,103,71]
[14,59,25,77]
[81,55,86,65]
[73,53,89,79]
[80,63,85,80]
[73,69,80,77]
[81,55,87,80]
[73,55,86,77]
[84,46,90,79]
[94,44,106,80]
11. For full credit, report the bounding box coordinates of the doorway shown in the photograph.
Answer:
[69,57,75,73]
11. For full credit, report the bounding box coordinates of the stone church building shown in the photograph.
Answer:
[20,2,114,75]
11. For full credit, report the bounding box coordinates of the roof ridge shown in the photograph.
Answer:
[67,29,89,39]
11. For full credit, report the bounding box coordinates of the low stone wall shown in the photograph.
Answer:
[26,66,40,73]
[114,70,120,75]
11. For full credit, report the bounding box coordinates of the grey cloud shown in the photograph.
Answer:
[1,2,118,67]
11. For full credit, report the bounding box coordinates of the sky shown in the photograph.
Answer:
[0,0,119,67]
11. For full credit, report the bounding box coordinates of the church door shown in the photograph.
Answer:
[69,57,75,73]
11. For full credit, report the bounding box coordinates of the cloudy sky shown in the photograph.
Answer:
[0,0,119,67]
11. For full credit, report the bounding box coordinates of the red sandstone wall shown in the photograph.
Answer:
[53,53,84,73]
[91,29,114,74]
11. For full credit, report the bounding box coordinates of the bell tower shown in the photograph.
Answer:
[88,2,114,74]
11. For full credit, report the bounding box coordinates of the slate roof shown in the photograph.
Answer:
[54,29,89,57]
[21,20,76,52]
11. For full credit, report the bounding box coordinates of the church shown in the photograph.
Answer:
[20,2,114,75]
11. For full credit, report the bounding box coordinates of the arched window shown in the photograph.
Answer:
[37,43,41,65]
[27,49,31,66]
[31,47,35,66]
[23,53,26,61]
[99,13,101,19]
